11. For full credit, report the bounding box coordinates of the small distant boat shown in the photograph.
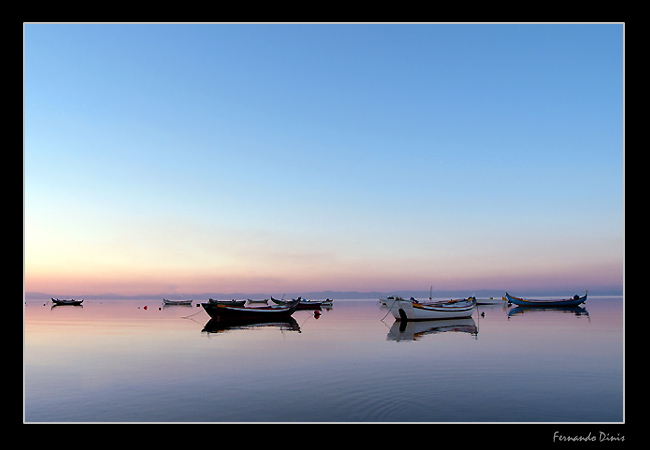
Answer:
[505,292,587,307]
[271,296,287,305]
[51,297,83,306]
[475,297,507,305]
[297,300,324,309]
[321,298,333,306]
[247,298,269,304]
[162,299,193,306]
[270,296,320,309]
[270,296,297,305]
[387,297,476,321]
[209,299,246,307]
[201,298,301,321]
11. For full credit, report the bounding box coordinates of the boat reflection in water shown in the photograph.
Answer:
[202,317,301,335]
[50,304,83,310]
[387,317,478,342]
[507,305,590,320]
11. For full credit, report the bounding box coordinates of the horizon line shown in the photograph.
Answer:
[25,286,623,300]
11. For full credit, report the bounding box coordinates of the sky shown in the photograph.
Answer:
[24,23,624,296]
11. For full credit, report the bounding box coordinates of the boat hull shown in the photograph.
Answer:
[296,301,323,310]
[51,298,83,306]
[505,292,587,307]
[387,298,476,321]
[201,300,300,321]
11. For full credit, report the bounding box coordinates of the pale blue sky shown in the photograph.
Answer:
[24,23,624,295]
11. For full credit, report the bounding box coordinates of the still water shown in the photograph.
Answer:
[24,297,623,422]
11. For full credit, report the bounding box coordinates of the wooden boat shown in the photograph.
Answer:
[208,298,246,307]
[270,296,296,305]
[163,298,193,306]
[270,296,322,309]
[475,297,507,305]
[296,300,323,310]
[51,297,83,306]
[505,291,587,307]
[201,298,301,321]
[387,296,476,321]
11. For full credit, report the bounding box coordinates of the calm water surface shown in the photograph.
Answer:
[23,297,623,422]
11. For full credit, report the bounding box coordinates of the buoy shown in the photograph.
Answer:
[144,305,148,310]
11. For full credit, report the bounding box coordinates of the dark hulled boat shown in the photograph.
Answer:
[270,296,323,309]
[201,298,300,321]
[51,298,84,306]
[505,292,587,307]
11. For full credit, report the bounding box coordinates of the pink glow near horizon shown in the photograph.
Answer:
[25,255,622,296]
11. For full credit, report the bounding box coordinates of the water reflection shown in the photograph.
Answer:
[507,305,590,320]
[202,317,301,335]
[25,298,623,422]
[50,303,83,310]
[387,317,478,341]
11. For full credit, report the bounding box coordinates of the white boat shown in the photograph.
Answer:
[475,296,507,305]
[162,298,193,306]
[386,297,476,321]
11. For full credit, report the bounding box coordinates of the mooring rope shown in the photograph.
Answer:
[380,300,396,322]
[181,309,204,319]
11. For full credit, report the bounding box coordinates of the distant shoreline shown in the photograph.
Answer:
[25,288,623,301]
